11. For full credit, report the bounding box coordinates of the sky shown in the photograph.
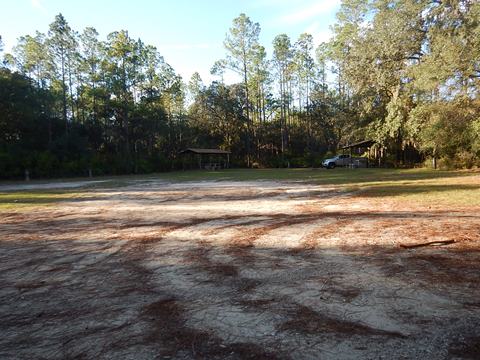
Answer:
[1,0,341,84]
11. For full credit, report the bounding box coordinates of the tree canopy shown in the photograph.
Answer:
[1,4,479,178]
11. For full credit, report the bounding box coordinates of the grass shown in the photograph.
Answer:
[0,168,478,211]
[0,190,97,211]
[149,167,466,184]
[356,177,480,206]
[155,168,480,206]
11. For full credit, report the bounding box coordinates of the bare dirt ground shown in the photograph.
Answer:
[1,179,479,359]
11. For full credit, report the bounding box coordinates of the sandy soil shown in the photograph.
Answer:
[1,180,479,359]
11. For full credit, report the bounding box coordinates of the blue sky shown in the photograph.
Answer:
[1,0,341,84]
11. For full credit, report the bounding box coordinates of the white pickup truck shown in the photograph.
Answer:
[322,154,367,169]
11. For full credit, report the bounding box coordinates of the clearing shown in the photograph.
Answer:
[1,169,479,359]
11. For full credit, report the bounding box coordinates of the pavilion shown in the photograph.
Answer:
[179,148,231,170]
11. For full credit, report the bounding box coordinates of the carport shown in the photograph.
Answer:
[341,140,376,167]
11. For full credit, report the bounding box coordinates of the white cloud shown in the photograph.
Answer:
[31,0,48,15]
[278,0,340,25]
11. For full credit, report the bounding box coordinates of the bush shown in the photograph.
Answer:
[256,156,287,168]
[288,157,309,168]
[35,151,59,177]
[436,151,478,170]
[454,151,477,169]
[438,157,454,170]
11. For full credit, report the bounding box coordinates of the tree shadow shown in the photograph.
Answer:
[1,220,479,359]
[359,183,480,198]
[1,185,480,359]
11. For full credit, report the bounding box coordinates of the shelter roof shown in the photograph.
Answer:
[179,148,231,155]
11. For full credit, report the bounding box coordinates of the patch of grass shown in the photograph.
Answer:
[154,167,467,185]
[0,190,88,211]
[0,167,472,187]
[353,176,480,206]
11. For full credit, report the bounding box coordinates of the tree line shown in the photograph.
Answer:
[1,1,479,178]
[1,14,187,178]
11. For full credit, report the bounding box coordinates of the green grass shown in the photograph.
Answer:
[354,176,480,206]
[152,168,480,206]
[0,168,478,211]
[154,167,464,184]
[0,190,98,211]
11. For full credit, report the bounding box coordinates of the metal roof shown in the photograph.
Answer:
[179,148,231,155]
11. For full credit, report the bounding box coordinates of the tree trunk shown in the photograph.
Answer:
[61,53,68,134]
[243,57,251,167]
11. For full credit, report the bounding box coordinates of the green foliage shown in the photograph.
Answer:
[2,5,479,178]
[407,99,480,168]
[471,118,480,155]
[0,13,191,179]
[329,0,480,168]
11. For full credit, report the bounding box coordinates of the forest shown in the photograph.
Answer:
[1,0,479,178]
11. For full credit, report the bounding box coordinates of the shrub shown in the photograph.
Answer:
[453,151,477,169]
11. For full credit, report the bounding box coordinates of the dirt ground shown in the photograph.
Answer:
[1,179,479,359]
